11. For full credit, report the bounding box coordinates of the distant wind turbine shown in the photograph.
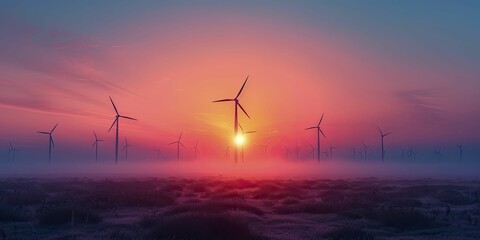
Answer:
[457,144,463,161]
[295,143,301,160]
[378,127,391,162]
[329,144,335,160]
[362,141,369,160]
[224,145,231,161]
[305,113,326,162]
[155,147,162,161]
[8,143,18,161]
[92,131,103,162]
[193,140,200,160]
[309,144,316,160]
[169,132,184,161]
[284,146,290,159]
[213,76,250,163]
[37,123,58,163]
[108,97,137,164]
[434,148,443,161]
[122,138,132,161]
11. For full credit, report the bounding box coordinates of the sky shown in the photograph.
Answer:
[1,0,479,163]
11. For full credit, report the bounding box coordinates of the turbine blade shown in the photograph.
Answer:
[180,142,185,147]
[238,123,244,132]
[318,113,325,126]
[120,115,138,121]
[245,131,257,134]
[378,127,383,135]
[109,96,119,115]
[320,129,326,138]
[51,123,59,133]
[385,132,392,136]
[237,103,250,119]
[305,127,316,130]
[108,118,118,132]
[94,131,97,139]
[235,76,249,99]
[212,99,234,102]
[92,141,96,148]
[37,131,50,134]
[168,142,177,145]
[179,131,183,141]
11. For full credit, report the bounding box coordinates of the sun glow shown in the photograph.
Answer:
[235,134,245,146]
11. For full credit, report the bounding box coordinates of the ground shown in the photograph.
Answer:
[0,177,479,239]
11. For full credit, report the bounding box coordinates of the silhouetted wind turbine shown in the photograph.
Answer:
[362,141,369,160]
[193,140,200,160]
[329,144,335,160]
[434,148,443,161]
[309,144,315,160]
[457,144,463,161]
[92,131,103,162]
[295,143,301,160]
[122,138,132,161]
[212,76,250,163]
[305,113,326,162]
[378,127,391,162]
[108,97,137,164]
[239,123,256,163]
[284,146,290,158]
[169,132,184,161]
[224,145,231,161]
[8,143,18,161]
[37,123,58,163]
[155,147,162,161]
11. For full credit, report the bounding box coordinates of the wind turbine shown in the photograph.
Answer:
[92,131,103,162]
[108,97,137,164]
[457,144,463,161]
[295,143,301,160]
[378,127,391,162]
[224,145,231,161]
[434,148,443,161]
[239,123,256,163]
[37,123,58,163]
[284,146,290,159]
[212,76,250,163]
[329,144,335,160]
[193,140,200,160]
[362,141,369,160]
[169,132,184,161]
[309,144,316,160]
[8,143,18,161]
[155,147,161,161]
[122,138,132,161]
[305,113,326,162]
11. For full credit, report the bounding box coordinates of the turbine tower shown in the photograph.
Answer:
[224,145,231,161]
[309,144,316,160]
[108,97,137,164]
[122,138,132,161]
[239,123,256,163]
[169,132,184,161]
[295,142,301,160]
[213,76,251,163]
[329,144,335,160]
[155,147,161,161]
[37,123,58,163]
[8,143,18,161]
[92,131,103,162]
[305,113,326,162]
[362,141,369,160]
[378,127,391,162]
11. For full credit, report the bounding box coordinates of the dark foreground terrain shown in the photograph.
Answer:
[0,177,479,239]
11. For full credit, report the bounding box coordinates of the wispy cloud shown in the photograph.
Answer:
[396,89,444,123]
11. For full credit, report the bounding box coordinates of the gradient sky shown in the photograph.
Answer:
[1,0,479,162]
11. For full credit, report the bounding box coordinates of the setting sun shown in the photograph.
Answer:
[235,134,245,146]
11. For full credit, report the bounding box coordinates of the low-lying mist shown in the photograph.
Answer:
[1,158,479,179]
